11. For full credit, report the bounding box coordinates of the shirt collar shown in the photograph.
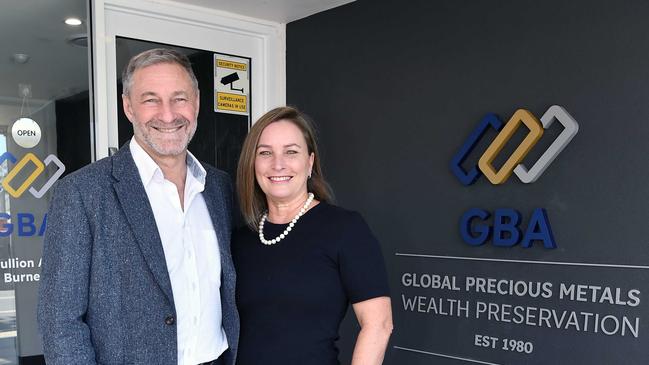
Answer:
[129,138,206,188]
[186,150,207,186]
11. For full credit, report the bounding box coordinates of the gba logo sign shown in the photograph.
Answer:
[1,153,65,199]
[3,118,65,199]
[450,105,578,185]
[449,105,579,249]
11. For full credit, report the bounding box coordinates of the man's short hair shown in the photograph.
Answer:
[122,48,199,96]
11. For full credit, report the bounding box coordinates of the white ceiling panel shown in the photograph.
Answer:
[174,0,355,23]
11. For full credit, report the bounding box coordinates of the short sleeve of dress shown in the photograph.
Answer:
[338,211,390,304]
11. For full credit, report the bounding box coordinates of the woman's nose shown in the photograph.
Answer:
[271,154,285,170]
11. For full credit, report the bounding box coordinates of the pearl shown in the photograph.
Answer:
[258,192,314,245]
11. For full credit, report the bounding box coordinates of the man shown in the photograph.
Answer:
[38,48,238,365]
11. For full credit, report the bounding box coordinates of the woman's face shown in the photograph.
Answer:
[255,120,314,205]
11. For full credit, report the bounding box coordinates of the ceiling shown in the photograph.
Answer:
[174,0,355,23]
[0,0,89,104]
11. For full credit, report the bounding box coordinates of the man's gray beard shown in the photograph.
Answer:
[139,117,197,157]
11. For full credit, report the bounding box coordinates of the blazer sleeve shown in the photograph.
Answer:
[38,179,97,365]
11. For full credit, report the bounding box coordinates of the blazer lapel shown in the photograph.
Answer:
[203,170,230,256]
[111,145,175,306]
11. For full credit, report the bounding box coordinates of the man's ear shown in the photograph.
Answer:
[122,94,134,122]
[194,90,200,118]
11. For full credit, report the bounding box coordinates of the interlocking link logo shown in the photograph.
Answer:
[451,105,579,185]
[0,152,65,198]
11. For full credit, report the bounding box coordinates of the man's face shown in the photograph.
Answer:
[122,62,199,160]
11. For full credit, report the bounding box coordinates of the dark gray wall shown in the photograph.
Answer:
[287,0,649,364]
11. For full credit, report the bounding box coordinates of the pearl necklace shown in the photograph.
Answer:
[258,193,315,245]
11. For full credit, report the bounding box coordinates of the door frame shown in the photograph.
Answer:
[91,0,286,159]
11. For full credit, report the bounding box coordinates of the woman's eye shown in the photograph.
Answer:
[286,150,298,155]
[258,150,271,156]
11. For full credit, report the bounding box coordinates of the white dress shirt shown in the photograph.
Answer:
[130,138,228,365]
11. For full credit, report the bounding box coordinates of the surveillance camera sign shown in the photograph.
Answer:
[214,54,250,115]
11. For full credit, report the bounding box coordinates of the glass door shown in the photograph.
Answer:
[0,1,93,363]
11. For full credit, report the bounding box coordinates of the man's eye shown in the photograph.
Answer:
[175,98,187,103]
[143,99,158,104]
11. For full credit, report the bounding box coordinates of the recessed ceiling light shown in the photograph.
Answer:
[64,17,82,26]
[12,53,30,64]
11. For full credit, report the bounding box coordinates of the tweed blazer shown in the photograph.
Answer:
[38,144,239,365]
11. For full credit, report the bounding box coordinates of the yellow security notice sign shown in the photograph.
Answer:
[216,92,247,112]
[214,53,250,115]
[216,59,247,72]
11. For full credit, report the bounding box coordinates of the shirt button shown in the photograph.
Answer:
[165,315,175,325]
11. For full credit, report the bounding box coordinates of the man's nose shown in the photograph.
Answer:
[158,102,175,122]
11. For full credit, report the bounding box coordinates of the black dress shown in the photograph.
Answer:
[232,202,390,365]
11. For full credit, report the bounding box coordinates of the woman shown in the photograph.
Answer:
[233,106,393,365]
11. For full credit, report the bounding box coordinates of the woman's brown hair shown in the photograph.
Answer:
[236,106,333,230]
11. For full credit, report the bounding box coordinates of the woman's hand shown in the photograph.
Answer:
[351,296,393,365]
